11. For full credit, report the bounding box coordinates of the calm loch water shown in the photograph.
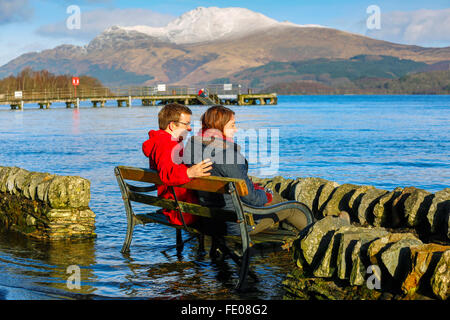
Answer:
[0,95,449,299]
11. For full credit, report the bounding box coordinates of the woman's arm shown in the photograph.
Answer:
[216,163,268,207]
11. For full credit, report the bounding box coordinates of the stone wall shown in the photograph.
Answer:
[251,176,449,300]
[0,166,96,240]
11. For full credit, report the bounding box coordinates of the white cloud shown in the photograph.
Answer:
[0,0,33,24]
[365,8,450,47]
[36,8,175,41]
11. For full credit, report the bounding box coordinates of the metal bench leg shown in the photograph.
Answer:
[198,234,205,252]
[121,215,136,253]
[161,233,197,254]
[176,229,184,253]
[236,248,251,291]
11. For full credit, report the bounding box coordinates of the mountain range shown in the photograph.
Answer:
[0,7,449,88]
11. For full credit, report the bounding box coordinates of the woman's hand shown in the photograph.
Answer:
[186,158,213,178]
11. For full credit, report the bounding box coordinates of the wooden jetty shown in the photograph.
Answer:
[0,85,277,110]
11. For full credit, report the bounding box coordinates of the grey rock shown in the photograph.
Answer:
[293,177,329,215]
[380,238,423,280]
[252,175,296,199]
[314,225,360,278]
[403,187,433,228]
[300,216,350,267]
[427,188,450,238]
[357,188,389,226]
[6,167,28,194]
[317,181,340,216]
[14,170,34,195]
[348,228,390,286]
[322,184,360,217]
[36,176,55,202]
[47,176,91,208]
[373,187,403,227]
[348,185,375,220]
[0,167,17,193]
[431,250,450,300]
[337,227,388,280]
[24,172,54,200]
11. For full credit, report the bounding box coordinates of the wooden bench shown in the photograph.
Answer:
[114,165,314,290]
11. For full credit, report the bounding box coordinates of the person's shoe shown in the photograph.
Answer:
[210,247,225,261]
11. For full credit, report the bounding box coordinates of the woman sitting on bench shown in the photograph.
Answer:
[183,105,309,235]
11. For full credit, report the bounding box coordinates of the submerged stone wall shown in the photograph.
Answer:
[0,166,96,240]
[251,176,449,300]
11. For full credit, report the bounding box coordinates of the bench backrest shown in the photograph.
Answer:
[115,166,251,225]
[118,166,248,196]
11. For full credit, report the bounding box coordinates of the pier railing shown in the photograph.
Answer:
[0,84,251,103]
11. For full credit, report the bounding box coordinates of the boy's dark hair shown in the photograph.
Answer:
[158,103,192,130]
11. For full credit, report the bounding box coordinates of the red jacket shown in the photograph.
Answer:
[142,130,198,225]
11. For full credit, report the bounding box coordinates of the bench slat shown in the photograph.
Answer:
[136,212,296,246]
[128,191,237,221]
[118,166,248,196]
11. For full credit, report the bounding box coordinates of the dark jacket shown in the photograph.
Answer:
[183,135,268,212]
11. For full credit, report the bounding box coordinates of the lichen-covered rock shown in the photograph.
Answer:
[337,227,388,281]
[357,188,389,225]
[403,187,433,228]
[373,187,403,227]
[13,170,34,195]
[402,244,450,296]
[314,225,359,278]
[317,181,340,215]
[391,187,417,228]
[261,176,295,199]
[348,185,375,221]
[24,172,54,200]
[47,176,91,208]
[427,188,450,240]
[349,241,374,286]
[367,233,419,265]
[380,238,423,280]
[297,216,350,271]
[0,166,96,240]
[0,167,15,192]
[322,184,359,217]
[283,268,384,300]
[2,167,22,193]
[36,175,55,202]
[430,250,450,300]
[293,177,329,217]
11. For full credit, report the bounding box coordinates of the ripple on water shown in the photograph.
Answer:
[0,95,449,299]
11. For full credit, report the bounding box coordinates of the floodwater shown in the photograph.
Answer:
[0,95,449,299]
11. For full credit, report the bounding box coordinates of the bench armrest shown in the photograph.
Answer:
[126,183,158,193]
[242,201,314,225]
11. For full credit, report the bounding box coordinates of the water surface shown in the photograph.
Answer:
[0,95,448,299]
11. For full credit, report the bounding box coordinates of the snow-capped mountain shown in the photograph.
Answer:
[106,6,322,44]
[1,6,448,87]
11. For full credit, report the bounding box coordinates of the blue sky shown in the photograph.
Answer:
[0,0,449,66]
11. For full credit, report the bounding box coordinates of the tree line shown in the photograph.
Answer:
[0,67,106,93]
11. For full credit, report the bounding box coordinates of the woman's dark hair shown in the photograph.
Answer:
[201,105,235,133]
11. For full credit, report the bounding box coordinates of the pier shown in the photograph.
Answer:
[0,85,277,110]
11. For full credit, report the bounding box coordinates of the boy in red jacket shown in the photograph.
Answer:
[142,103,212,225]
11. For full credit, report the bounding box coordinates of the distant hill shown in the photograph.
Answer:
[262,70,450,95]
[0,7,449,87]
[214,55,429,88]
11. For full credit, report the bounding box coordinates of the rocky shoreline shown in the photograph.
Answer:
[251,176,449,300]
[0,166,96,240]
